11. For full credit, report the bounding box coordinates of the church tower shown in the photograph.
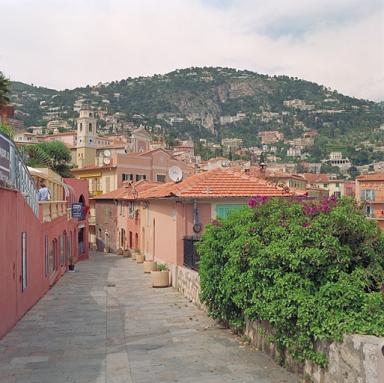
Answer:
[76,107,97,168]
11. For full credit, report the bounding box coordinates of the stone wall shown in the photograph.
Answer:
[173,267,384,382]
[245,319,384,383]
[174,266,206,311]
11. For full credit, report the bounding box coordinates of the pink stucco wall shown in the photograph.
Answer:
[0,183,89,340]
[95,200,117,252]
[149,200,178,264]
[146,200,212,266]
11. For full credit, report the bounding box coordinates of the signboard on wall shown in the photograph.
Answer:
[71,203,83,219]
[0,135,10,183]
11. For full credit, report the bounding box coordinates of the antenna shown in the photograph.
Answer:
[169,166,183,183]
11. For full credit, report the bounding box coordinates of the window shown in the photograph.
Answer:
[120,201,123,216]
[216,204,243,219]
[361,189,375,201]
[44,235,49,277]
[104,206,112,217]
[335,183,340,188]
[66,234,71,265]
[122,173,132,182]
[156,174,166,183]
[79,122,82,132]
[21,232,27,291]
[365,205,374,217]
[89,122,92,132]
[49,240,56,274]
[334,191,341,198]
[323,183,328,188]
[60,235,65,266]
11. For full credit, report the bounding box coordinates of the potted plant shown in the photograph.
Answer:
[68,256,75,272]
[143,260,157,273]
[123,248,131,258]
[116,247,123,255]
[151,263,170,287]
[135,249,145,263]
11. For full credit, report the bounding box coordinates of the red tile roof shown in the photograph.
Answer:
[93,180,159,200]
[302,173,330,183]
[356,172,384,181]
[139,168,302,200]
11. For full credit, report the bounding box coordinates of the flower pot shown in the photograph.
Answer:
[151,270,170,287]
[136,254,145,263]
[143,260,157,273]
[123,249,131,258]
[116,248,123,255]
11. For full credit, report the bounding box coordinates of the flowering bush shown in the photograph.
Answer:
[198,197,384,366]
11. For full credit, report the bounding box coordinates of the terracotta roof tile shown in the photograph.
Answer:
[356,172,384,181]
[140,169,303,200]
[302,173,330,183]
[94,180,159,200]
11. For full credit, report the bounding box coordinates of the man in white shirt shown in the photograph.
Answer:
[38,182,51,201]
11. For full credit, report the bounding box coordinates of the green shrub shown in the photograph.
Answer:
[198,197,384,366]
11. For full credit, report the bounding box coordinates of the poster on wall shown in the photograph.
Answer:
[0,135,10,183]
[71,203,83,219]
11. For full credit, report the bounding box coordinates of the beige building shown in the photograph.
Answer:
[71,148,193,197]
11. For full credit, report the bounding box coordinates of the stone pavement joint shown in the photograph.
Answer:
[0,252,299,383]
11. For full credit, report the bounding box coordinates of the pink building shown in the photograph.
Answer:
[0,134,89,339]
[93,169,301,273]
[93,180,158,253]
[137,169,300,270]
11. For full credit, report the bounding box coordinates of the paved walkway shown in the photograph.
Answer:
[0,252,299,383]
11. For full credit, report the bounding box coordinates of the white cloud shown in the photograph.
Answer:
[0,0,383,100]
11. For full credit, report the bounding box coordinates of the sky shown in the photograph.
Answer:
[0,0,383,101]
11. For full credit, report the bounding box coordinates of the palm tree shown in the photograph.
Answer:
[0,71,10,109]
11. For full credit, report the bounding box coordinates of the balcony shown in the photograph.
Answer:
[90,190,103,197]
[39,201,68,223]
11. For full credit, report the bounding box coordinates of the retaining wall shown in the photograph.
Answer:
[174,264,384,383]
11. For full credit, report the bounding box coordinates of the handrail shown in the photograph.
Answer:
[1,133,39,216]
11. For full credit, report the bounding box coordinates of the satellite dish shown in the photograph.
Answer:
[103,157,111,165]
[103,149,111,157]
[169,166,183,183]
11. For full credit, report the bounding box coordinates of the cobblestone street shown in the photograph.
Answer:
[0,252,298,383]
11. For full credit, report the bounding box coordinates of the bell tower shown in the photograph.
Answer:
[76,107,97,168]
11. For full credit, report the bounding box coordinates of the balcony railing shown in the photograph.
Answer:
[1,133,39,216]
[39,201,68,223]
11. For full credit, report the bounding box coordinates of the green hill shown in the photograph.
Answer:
[9,67,384,161]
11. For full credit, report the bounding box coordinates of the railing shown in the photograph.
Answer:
[39,201,68,223]
[90,190,103,197]
[0,133,39,216]
[183,236,200,271]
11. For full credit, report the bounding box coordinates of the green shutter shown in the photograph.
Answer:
[216,204,243,219]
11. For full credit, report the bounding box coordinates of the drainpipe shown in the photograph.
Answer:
[192,200,202,235]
